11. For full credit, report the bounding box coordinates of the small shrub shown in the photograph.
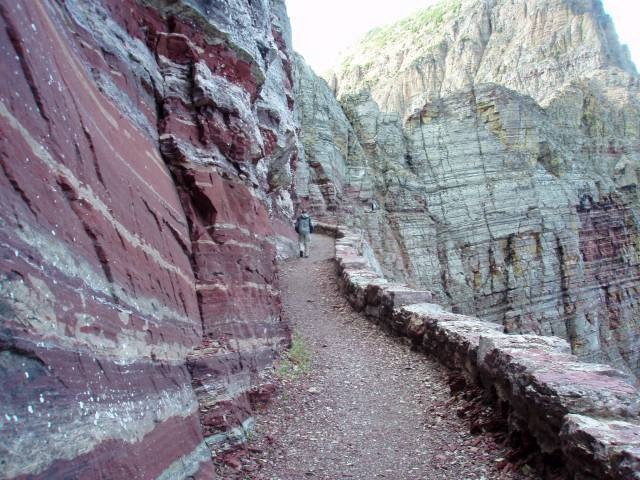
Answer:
[277,332,311,378]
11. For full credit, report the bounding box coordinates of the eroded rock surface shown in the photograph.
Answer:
[0,0,297,477]
[296,0,640,378]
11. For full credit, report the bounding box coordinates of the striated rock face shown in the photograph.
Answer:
[294,55,375,216]
[0,0,297,477]
[296,0,640,378]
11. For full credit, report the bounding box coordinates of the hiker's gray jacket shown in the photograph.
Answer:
[295,214,313,235]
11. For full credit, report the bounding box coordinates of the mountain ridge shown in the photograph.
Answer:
[324,0,637,117]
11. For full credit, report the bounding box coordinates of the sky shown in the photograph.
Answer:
[285,0,640,74]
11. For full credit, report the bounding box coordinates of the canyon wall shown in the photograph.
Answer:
[0,0,298,477]
[296,0,640,378]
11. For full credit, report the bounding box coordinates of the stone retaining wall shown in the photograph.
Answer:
[326,225,640,480]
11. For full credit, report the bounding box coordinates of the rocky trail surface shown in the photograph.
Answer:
[216,234,538,479]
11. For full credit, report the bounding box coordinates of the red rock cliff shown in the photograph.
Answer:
[0,0,298,477]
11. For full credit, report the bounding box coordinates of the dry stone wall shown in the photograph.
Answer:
[333,225,640,480]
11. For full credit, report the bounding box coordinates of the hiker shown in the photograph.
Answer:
[295,209,314,258]
[370,199,379,212]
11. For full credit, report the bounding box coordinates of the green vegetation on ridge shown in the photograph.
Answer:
[338,0,462,74]
[360,0,462,50]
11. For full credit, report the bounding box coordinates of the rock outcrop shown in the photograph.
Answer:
[0,0,298,477]
[329,0,637,117]
[296,0,640,378]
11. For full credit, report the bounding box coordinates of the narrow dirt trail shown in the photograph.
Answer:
[237,234,533,479]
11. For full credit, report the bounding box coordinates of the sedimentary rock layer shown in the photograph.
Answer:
[296,0,640,378]
[329,0,637,117]
[0,0,297,477]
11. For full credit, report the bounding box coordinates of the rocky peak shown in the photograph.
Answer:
[328,0,637,116]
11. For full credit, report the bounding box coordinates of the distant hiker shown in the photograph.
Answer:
[370,199,379,212]
[295,209,314,258]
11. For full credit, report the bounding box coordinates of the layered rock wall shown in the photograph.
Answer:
[293,56,374,218]
[0,0,297,477]
[296,0,640,378]
[2,0,639,476]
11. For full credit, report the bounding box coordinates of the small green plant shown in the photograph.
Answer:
[341,55,353,70]
[277,332,311,378]
[245,428,257,442]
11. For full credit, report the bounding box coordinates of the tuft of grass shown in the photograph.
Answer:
[277,332,311,379]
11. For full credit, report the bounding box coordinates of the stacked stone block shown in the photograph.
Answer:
[333,226,640,480]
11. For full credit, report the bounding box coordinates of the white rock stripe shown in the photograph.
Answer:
[2,385,199,478]
[155,440,211,480]
[35,1,180,207]
[195,238,263,251]
[6,220,196,328]
[196,281,279,296]
[210,222,278,246]
[0,221,198,364]
[204,417,256,450]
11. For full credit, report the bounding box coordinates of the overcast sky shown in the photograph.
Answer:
[285,0,640,74]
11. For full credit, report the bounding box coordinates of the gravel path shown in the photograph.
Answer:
[219,234,535,479]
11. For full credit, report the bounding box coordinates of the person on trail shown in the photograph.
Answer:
[295,209,314,258]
